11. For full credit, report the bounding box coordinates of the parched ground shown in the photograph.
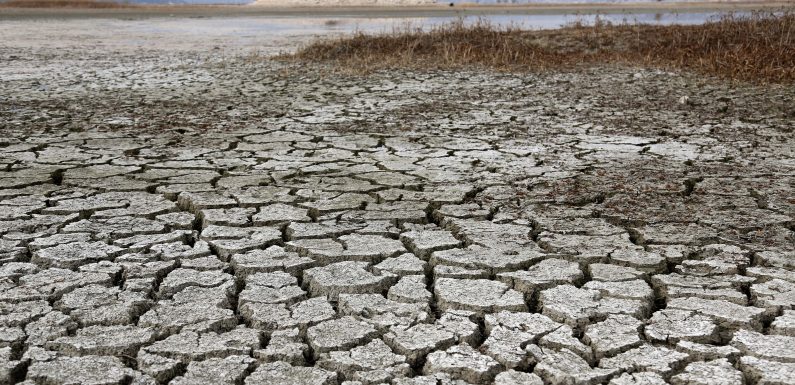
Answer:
[1,13,794,385]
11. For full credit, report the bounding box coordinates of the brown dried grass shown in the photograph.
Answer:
[287,12,795,83]
[0,0,133,8]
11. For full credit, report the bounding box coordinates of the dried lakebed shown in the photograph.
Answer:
[1,24,795,385]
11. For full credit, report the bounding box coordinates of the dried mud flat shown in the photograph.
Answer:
[1,14,795,385]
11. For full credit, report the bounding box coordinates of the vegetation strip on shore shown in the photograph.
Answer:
[286,12,795,83]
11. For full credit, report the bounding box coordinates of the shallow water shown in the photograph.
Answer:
[124,12,731,37]
[334,12,728,32]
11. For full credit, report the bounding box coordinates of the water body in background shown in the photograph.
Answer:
[0,0,741,42]
[115,0,721,4]
[72,0,739,31]
[236,12,728,36]
[128,0,252,3]
[447,0,713,3]
[119,12,730,42]
[359,12,725,32]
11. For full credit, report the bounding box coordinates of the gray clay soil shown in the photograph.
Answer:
[0,12,794,385]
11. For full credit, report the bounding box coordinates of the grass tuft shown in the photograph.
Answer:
[0,0,133,8]
[285,12,795,83]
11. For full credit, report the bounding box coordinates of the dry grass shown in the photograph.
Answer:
[0,0,134,8]
[286,12,795,83]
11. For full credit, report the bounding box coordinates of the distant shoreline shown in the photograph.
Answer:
[1,1,793,19]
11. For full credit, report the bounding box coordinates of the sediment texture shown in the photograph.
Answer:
[0,37,794,385]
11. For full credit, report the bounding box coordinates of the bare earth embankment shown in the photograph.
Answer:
[0,5,794,385]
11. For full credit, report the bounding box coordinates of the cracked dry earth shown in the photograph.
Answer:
[2,27,795,385]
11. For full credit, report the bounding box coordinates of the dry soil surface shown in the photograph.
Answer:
[0,10,794,385]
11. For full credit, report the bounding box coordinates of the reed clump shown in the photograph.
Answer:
[287,12,795,83]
